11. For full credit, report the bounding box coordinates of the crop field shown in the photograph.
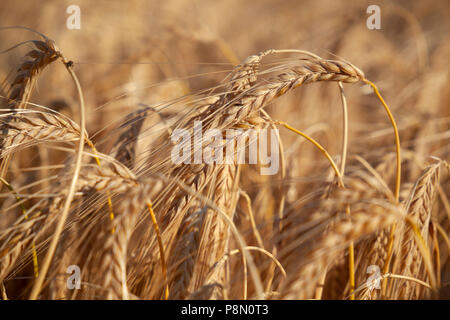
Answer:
[0,0,448,300]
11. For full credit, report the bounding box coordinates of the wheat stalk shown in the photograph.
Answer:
[394,161,441,299]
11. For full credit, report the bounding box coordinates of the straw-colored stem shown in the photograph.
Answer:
[29,63,85,300]
[363,80,401,200]
[275,121,344,187]
[363,79,401,295]
[146,201,169,300]
[86,141,116,234]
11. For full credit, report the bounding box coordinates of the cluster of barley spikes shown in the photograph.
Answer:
[0,31,448,300]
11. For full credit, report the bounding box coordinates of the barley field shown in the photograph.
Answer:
[0,0,449,300]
